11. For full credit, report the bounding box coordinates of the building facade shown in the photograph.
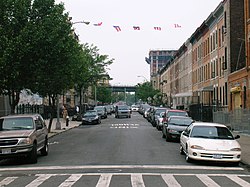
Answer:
[148,0,247,115]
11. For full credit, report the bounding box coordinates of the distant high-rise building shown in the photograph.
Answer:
[146,50,177,89]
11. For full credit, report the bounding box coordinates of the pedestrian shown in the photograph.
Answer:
[62,106,68,123]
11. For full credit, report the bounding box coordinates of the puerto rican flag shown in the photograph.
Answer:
[133,26,140,30]
[154,27,161,31]
[93,22,102,26]
[113,25,121,32]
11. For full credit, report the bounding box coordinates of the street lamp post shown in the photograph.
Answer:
[137,75,148,82]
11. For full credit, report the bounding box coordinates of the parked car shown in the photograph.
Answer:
[94,106,108,119]
[131,104,139,112]
[82,110,101,125]
[0,114,48,164]
[151,107,168,127]
[180,122,241,165]
[162,116,193,141]
[144,107,151,119]
[115,105,131,118]
[105,105,113,115]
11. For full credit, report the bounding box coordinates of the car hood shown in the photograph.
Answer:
[0,130,34,138]
[188,138,241,150]
[168,125,188,131]
[83,116,98,119]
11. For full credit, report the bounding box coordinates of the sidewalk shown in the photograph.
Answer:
[233,131,250,166]
[45,118,81,138]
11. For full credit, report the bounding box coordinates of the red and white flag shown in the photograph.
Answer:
[174,24,181,28]
[93,22,102,26]
[133,26,140,30]
[154,27,161,31]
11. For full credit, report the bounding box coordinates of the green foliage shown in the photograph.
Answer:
[136,82,160,104]
[95,86,112,104]
[0,0,113,114]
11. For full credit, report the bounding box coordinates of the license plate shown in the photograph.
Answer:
[213,154,223,159]
[2,149,11,154]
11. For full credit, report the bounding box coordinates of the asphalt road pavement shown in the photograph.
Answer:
[1,112,250,187]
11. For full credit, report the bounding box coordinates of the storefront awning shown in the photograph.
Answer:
[174,92,192,97]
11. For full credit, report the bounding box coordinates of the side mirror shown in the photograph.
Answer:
[36,123,43,130]
[182,131,188,136]
[234,135,240,139]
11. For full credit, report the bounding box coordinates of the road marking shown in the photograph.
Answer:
[161,174,181,187]
[0,165,243,171]
[1,173,250,187]
[131,174,145,187]
[58,174,82,187]
[110,124,140,129]
[196,174,220,187]
[96,174,112,187]
[227,175,250,187]
[25,174,55,187]
[0,177,18,186]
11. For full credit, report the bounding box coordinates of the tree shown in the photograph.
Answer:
[95,85,112,105]
[136,82,160,104]
[73,44,113,113]
[0,0,81,132]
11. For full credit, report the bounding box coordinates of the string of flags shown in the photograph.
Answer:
[73,21,182,32]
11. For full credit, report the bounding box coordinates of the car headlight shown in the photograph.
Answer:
[18,138,32,145]
[94,116,99,120]
[190,145,205,150]
[230,148,241,151]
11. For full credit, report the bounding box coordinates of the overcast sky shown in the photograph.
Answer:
[56,0,222,86]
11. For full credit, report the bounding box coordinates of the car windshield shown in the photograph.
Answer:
[118,106,129,110]
[0,117,34,131]
[169,118,192,126]
[84,112,97,117]
[190,126,234,140]
[155,109,167,116]
[167,111,187,117]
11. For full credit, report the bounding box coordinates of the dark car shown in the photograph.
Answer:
[94,106,108,119]
[162,116,193,142]
[82,110,101,125]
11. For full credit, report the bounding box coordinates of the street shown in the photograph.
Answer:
[0,112,250,187]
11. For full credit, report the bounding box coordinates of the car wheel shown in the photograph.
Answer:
[162,133,166,138]
[166,134,171,142]
[28,143,37,164]
[40,138,48,156]
[185,147,192,163]
[180,145,185,155]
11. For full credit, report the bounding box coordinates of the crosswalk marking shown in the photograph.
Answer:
[58,174,82,187]
[196,174,220,187]
[161,174,181,187]
[0,177,18,186]
[227,175,250,187]
[131,174,145,187]
[1,173,250,187]
[96,174,112,187]
[25,174,55,187]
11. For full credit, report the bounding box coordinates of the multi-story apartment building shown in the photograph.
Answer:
[148,0,246,115]
[226,0,246,111]
[245,0,250,109]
